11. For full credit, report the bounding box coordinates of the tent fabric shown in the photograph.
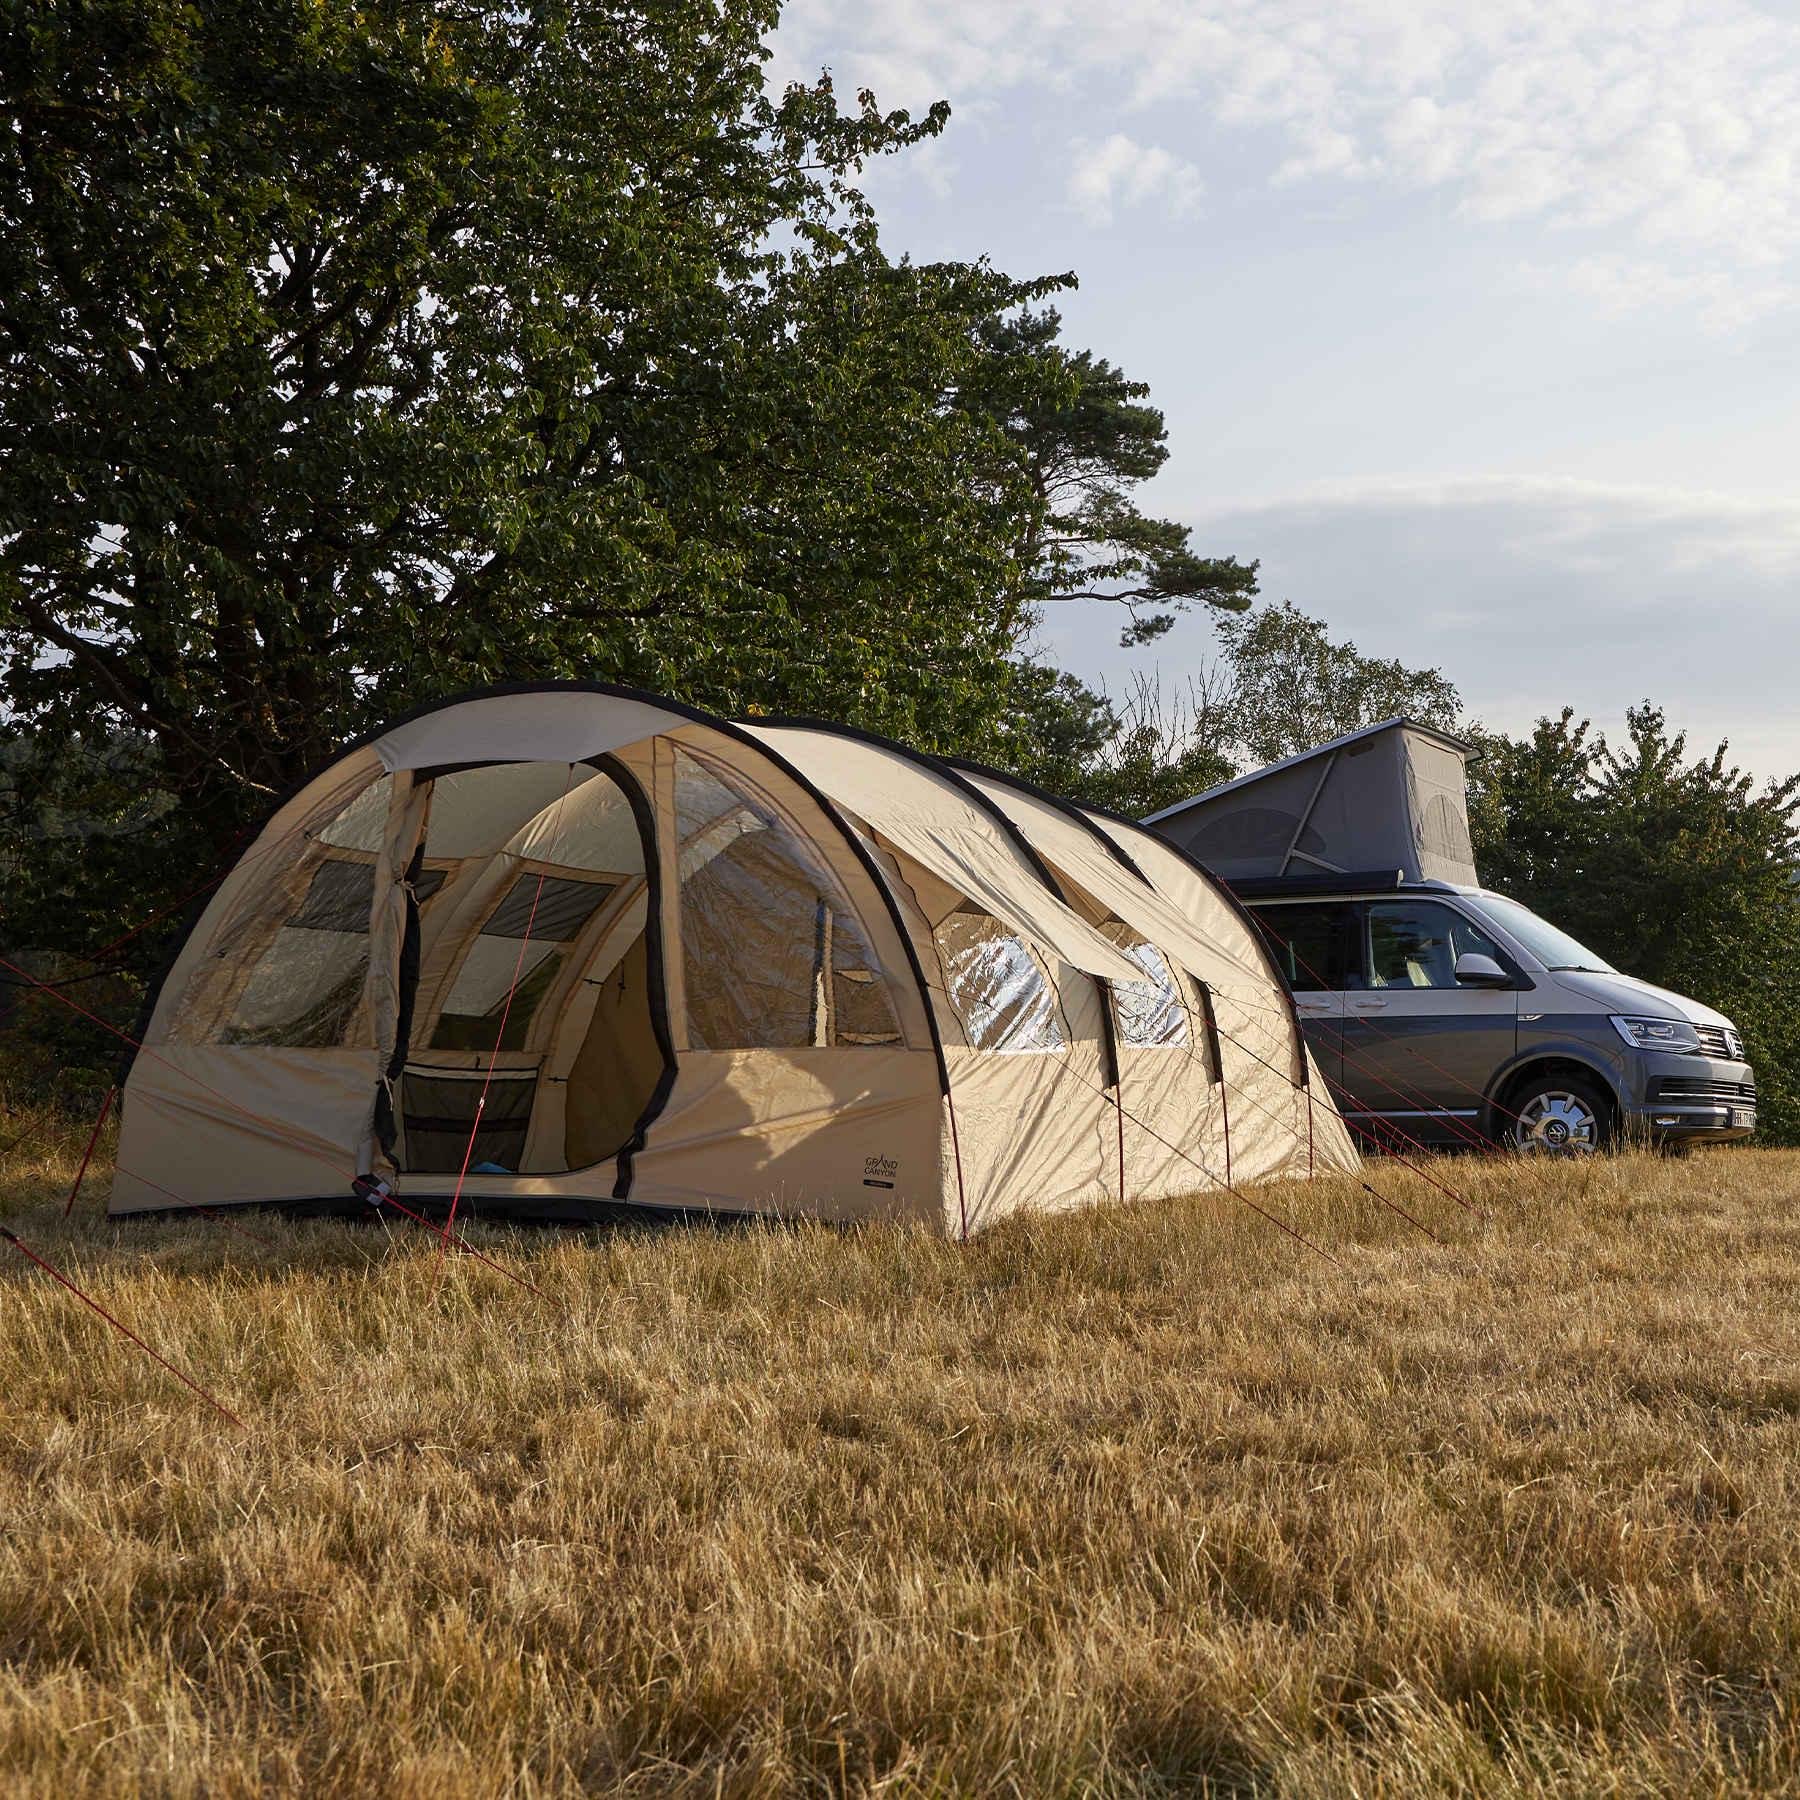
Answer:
[111,684,1358,1232]
[1146,718,1480,887]
[739,725,1144,986]
[960,769,1272,990]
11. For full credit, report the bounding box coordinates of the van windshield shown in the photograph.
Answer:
[1477,895,1614,973]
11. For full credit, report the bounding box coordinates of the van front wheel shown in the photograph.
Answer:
[1506,1075,1613,1156]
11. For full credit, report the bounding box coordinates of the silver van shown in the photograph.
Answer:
[1240,874,1755,1153]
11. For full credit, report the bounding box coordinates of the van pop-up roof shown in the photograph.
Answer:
[1144,718,1479,887]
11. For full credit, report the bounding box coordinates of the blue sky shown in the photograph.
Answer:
[771,0,1800,781]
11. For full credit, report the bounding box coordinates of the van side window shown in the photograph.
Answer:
[1366,901,1505,990]
[1252,903,1350,992]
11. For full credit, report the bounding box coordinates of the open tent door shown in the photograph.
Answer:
[393,756,672,1185]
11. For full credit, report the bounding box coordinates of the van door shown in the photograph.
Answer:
[1246,901,1356,1102]
[1340,898,1519,1147]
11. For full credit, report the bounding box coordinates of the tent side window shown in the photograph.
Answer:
[933,907,1067,1053]
[673,748,903,1051]
[1100,923,1191,1050]
[172,774,395,1049]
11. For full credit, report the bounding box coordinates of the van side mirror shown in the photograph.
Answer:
[1455,951,1512,988]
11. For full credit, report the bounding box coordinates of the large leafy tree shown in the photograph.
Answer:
[1474,706,1800,1144]
[967,310,1258,646]
[0,0,1061,866]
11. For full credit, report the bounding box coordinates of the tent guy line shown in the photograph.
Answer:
[0,1224,248,1429]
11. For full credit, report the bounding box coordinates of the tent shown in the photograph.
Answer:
[1144,718,1479,887]
[112,685,1357,1234]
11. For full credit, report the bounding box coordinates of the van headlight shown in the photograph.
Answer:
[1609,1015,1702,1052]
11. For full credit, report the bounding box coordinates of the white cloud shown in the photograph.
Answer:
[775,0,1800,323]
[1053,475,1800,780]
[1515,252,1796,334]
[1067,133,1205,225]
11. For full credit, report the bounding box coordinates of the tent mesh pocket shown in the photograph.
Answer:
[400,1068,536,1174]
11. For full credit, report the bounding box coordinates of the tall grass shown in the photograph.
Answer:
[3,1105,1799,1795]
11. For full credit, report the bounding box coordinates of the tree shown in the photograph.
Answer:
[999,668,1236,817]
[1003,603,1467,816]
[1215,602,1464,769]
[1,0,1064,869]
[967,310,1258,646]
[1474,706,1800,1144]
[0,724,158,1095]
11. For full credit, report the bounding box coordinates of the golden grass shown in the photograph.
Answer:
[5,1110,1800,1796]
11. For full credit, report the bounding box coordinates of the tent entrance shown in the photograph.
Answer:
[393,757,669,1181]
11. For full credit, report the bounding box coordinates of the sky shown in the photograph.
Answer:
[769,0,1800,783]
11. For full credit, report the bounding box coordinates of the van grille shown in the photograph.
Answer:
[1654,1076,1756,1104]
[1694,1024,1747,1061]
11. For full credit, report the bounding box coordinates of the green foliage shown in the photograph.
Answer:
[965,310,1258,645]
[1474,706,1800,1144]
[3,0,1278,1083]
[0,0,1060,841]
[1216,602,1464,770]
[997,668,1233,818]
[0,729,170,1092]
[1003,604,1465,817]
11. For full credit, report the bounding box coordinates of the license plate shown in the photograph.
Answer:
[1731,1108,1755,1129]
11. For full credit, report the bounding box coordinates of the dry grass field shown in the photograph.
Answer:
[4,1106,1800,1797]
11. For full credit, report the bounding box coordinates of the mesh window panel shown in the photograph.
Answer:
[1101,924,1191,1049]
[484,872,615,941]
[177,775,393,1049]
[289,859,376,932]
[222,928,369,1047]
[221,852,380,1047]
[934,909,1066,1053]
[430,942,564,1052]
[674,749,900,1050]
[400,1069,536,1174]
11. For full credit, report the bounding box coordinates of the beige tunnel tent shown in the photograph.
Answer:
[112,685,1358,1233]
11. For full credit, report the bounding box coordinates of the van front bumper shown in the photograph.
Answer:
[1625,1054,1757,1142]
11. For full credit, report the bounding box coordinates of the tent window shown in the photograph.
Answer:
[934,907,1066,1053]
[220,851,378,1047]
[222,925,369,1047]
[427,871,616,1054]
[674,749,901,1050]
[288,859,375,932]
[170,773,396,1049]
[484,872,614,941]
[400,1068,536,1174]
[430,939,565,1052]
[1101,923,1191,1050]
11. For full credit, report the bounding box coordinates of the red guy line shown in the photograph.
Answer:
[0,1225,247,1428]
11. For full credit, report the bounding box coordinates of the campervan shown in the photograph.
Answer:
[1148,721,1755,1154]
